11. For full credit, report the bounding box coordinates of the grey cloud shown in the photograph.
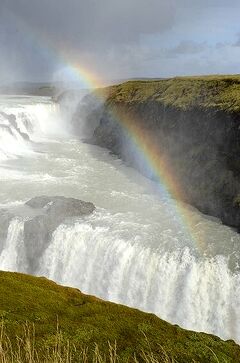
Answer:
[165,41,207,57]
[233,33,240,47]
[0,0,239,82]
[3,0,175,47]
[0,0,176,82]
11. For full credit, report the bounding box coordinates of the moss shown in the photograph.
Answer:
[95,75,240,112]
[233,194,240,207]
[0,271,240,362]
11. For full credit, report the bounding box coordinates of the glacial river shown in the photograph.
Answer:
[0,95,239,342]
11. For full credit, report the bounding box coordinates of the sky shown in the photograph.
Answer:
[0,0,240,85]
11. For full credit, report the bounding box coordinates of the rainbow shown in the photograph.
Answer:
[55,60,206,253]
[98,102,207,253]
[11,15,206,252]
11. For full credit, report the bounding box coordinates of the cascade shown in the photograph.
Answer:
[0,95,240,343]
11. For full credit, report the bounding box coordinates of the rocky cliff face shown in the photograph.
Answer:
[73,77,240,230]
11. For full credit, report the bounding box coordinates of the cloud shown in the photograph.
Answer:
[0,0,176,82]
[233,33,240,47]
[3,0,175,47]
[0,0,240,82]
[165,41,207,58]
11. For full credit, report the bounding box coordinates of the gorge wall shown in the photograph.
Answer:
[73,76,240,231]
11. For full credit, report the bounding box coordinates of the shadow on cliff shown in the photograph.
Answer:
[69,92,240,232]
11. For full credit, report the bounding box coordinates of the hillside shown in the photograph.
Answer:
[0,271,239,362]
[104,75,240,112]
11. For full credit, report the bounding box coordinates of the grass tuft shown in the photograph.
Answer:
[0,321,227,363]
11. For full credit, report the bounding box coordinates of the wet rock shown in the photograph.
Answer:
[85,98,240,231]
[0,111,30,140]
[24,196,95,272]
[0,209,14,252]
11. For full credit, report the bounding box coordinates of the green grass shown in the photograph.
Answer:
[0,271,240,362]
[96,75,240,112]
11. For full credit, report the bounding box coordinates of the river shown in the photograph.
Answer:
[0,95,239,342]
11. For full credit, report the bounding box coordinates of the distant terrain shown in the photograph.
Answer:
[0,78,167,97]
[0,81,91,97]
[0,82,59,97]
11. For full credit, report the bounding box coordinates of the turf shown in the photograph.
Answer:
[0,271,240,362]
[96,75,240,112]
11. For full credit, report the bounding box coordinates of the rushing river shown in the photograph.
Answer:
[0,95,240,342]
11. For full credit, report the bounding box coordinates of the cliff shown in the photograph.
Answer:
[0,271,240,362]
[76,76,240,230]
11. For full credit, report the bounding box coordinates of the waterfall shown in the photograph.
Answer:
[0,210,239,342]
[38,216,240,342]
[0,95,240,344]
[0,97,65,161]
[0,218,25,271]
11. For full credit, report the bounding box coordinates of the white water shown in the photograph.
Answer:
[0,95,240,342]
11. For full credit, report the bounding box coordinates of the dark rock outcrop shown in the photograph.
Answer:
[0,209,14,253]
[0,196,95,272]
[93,103,240,229]
[23,196,95,271]
[0,111,30,140]
[73,79,240,231]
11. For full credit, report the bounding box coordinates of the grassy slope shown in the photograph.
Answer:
[99,75,240,112]
[0,271,239,362]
